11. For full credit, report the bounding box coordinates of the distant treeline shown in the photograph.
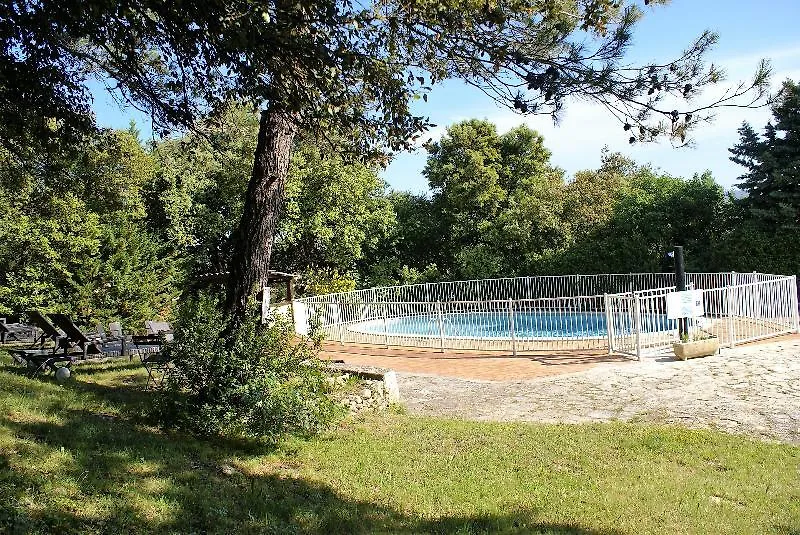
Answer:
[2,82,799,327]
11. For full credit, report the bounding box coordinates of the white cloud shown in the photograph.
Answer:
[383,44,800,191]
[466,59,800,186]
[718,45,800,77]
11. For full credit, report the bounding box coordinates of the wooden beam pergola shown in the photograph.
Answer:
[191,270,301,323]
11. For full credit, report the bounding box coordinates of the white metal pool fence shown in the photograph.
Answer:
[292,272,800,358]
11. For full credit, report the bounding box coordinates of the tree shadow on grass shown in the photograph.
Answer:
[0,409,631,535]
[0,410,624,535]
[0,359,145,389]
[70,359,145,375]
[0,361,155,416]
[0,360,626,535]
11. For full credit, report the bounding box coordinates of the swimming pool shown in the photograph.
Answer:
[349,311,671,340]
[293,272,794,356]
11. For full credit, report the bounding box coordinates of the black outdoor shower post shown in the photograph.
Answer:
[674,245,688,339]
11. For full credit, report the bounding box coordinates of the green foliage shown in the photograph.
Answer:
[424,120,566,279]
[563,149,635,237]
[2,0,771,320]
[82,214,177,323]
[363,191,442,287]
[0,131,175,325]
[154,294,339,440]
[730,80,800,228]
[378,121,800,280]
[0,188,99,316]
[2,0,768,158]
[141,109,800,293]
[397,264,442,286]
[301,269,357,297]
[544,162,731,274]
[709,221,800,275]
[148,105,395,281]
[148,105,257,276]
[75,130,155,217]
[276,143,395,274]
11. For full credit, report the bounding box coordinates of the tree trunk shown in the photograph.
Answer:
[224,106,298,324]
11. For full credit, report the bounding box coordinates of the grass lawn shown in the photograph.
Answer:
[0,351,798,534]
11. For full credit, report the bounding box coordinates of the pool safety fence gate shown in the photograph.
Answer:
[292,272,800,358]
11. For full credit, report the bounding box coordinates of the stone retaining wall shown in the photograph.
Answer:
[325,361,401,413]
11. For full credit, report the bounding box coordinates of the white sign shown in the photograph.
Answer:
[666,290,704,319]
[260,287,272,324]
[293,301,309,335]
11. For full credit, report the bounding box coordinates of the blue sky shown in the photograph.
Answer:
[92,0,800,193]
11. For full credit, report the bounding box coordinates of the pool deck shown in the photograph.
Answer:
[319,341,633,381]
[391,334,800,445]
[320,333,800,382]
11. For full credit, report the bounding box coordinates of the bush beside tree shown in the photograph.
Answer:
[153,294,339,440]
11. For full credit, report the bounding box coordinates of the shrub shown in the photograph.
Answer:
[301,268,356,296]
[153,293,339,440]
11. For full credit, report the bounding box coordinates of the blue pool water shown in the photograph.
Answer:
[353,312,671,339]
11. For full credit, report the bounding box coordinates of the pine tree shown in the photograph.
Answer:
[730,80,800,227]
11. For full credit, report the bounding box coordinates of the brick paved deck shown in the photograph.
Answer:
[319,342,633,381]
[319,333,799,382]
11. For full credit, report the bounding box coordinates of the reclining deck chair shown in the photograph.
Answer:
[9,312,80,376]
[48,314,125,358]
[25,311,62,349]
[145,321,173,341]
[126,321,160,359]
[94,321,130,356]
[135,320,175,389]
[0,319,36,344]
[108,322,124,340]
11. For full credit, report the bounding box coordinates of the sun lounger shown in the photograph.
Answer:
[145,320,174,342]
[15,348,82,377]
[0,319,36,344]
[25,311,64,350]
[145,320,172,333]
[109,322,124,339]
[48,314,124,358]
[8,312,81,376]
[94,321,132,355]
[9,311,66,366]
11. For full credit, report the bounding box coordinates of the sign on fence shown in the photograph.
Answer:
[666,289,704,319]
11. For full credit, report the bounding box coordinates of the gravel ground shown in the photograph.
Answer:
[397,338,800,444]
